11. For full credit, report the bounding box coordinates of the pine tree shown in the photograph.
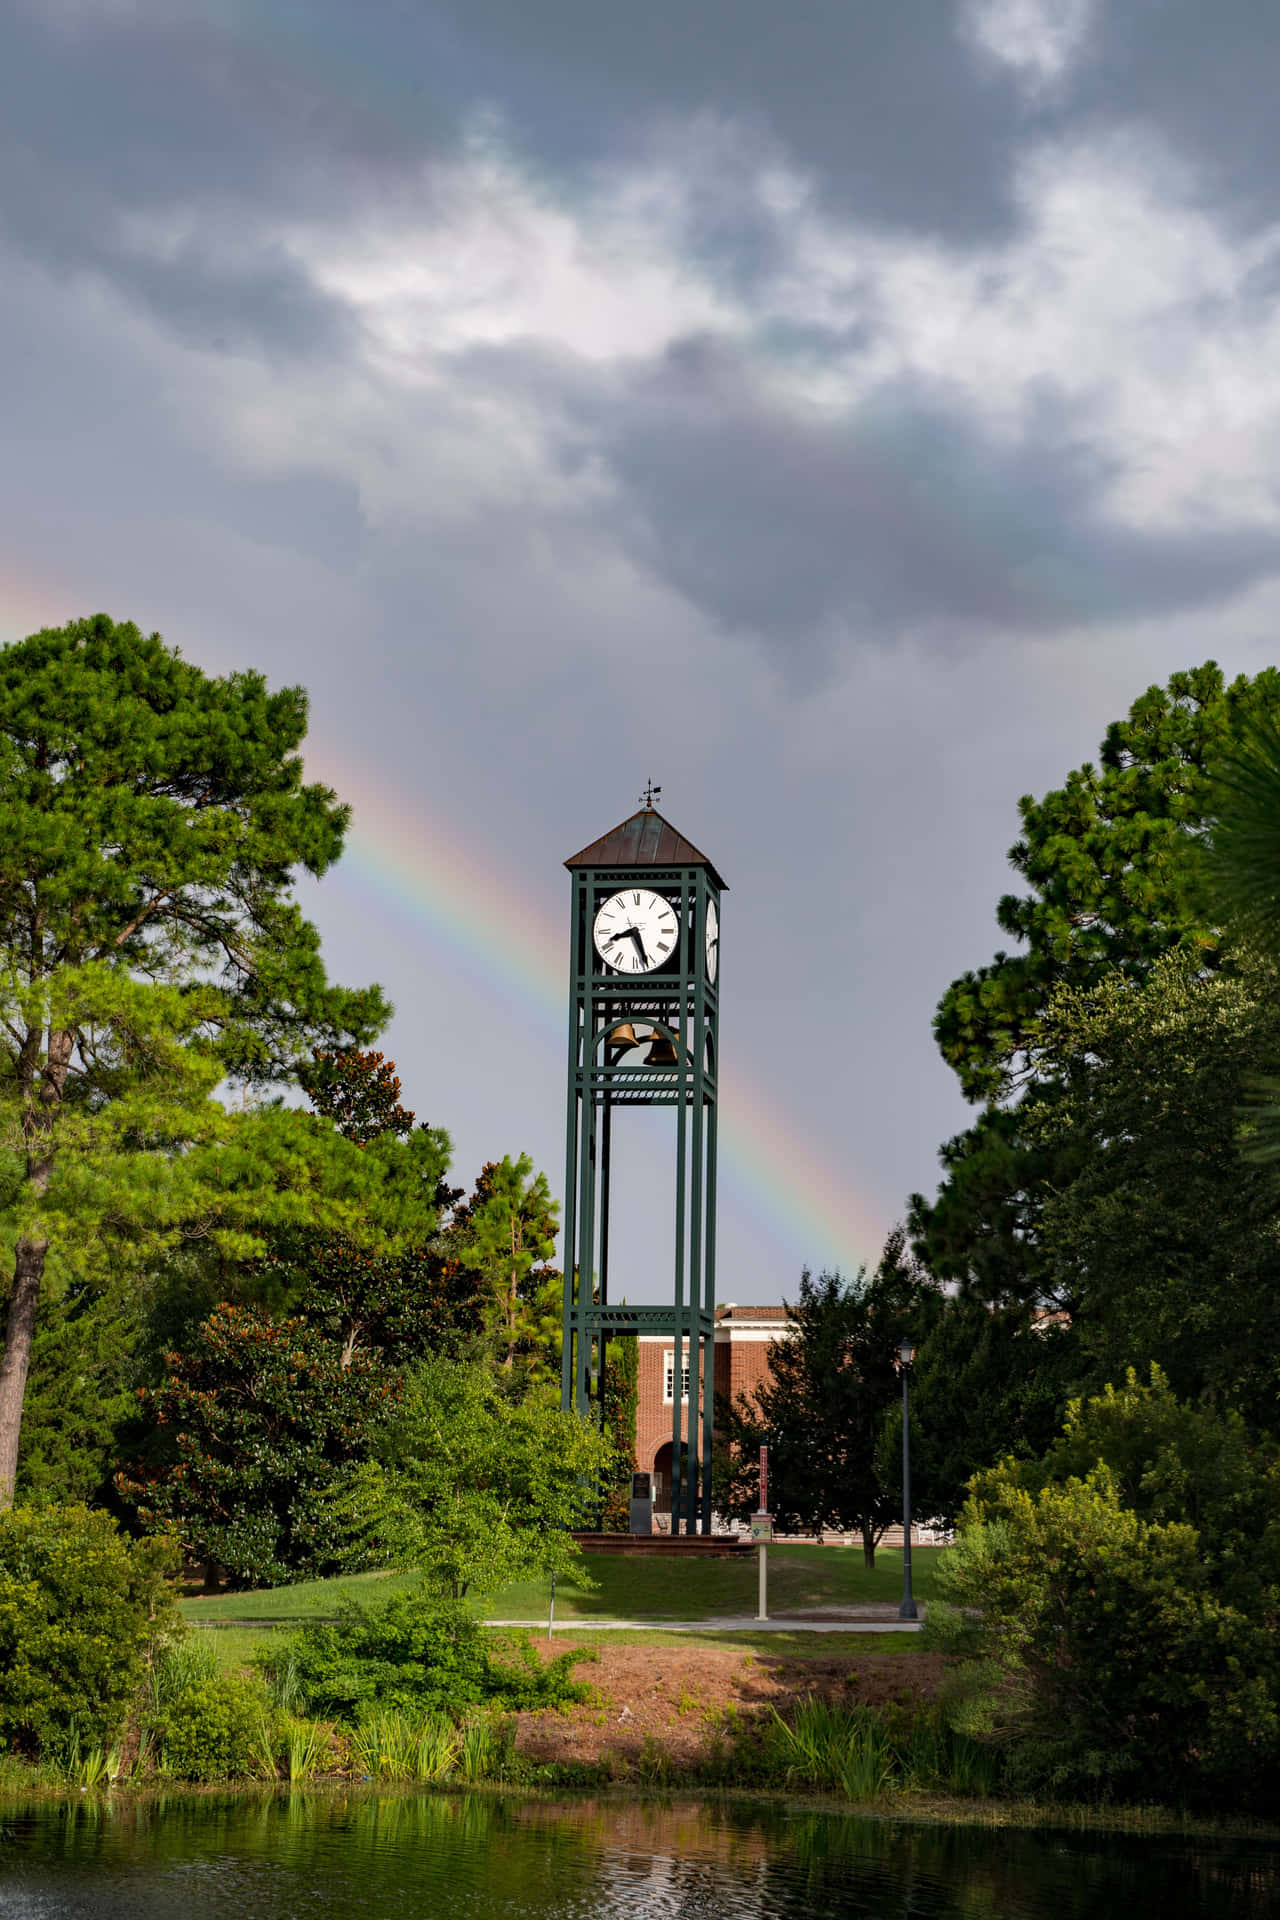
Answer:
[450,1156,558,1373]
[0,614,387,1502]
[914,662,1280,1304]
[935,662,1280,1105]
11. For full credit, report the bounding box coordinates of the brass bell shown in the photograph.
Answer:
[606,1023,641,1050]
[644,1031,679,1066]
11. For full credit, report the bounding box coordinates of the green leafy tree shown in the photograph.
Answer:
[299,1047,416,1145]
[716,1231,938,1565]
[119,1302,397,1587]
[1204,715,1280,1159]
[1022,954,1280,1424]
[326,1355,613,1600]
[1204,711,1280,968]
[121,1058,528,1583]
[599,1335,638,1532]
[933,1371,1280,1803]
[914,663,1280,1308]
[0,614,387,1503]
[890,1297,1076,1529]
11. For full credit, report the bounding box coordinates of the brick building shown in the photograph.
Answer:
[636,1303,790,1512]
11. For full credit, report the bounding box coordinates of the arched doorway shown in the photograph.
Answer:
[652,1442,673,1514]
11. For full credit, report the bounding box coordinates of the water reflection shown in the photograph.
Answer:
[0,1790,1275,1919]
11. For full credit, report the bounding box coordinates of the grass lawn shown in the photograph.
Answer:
[484,1543,941,1622]
[181,1544,939,1632]
[181,1567,420,1621]
[189,1624,277,1674]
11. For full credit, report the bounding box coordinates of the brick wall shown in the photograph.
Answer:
[635,1307,791,1510]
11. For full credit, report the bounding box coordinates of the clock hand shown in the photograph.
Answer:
[627,926,650,966]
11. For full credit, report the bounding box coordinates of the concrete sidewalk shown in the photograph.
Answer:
[484,1611,924,1634]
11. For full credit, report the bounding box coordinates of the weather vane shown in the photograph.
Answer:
[640,778,662,810]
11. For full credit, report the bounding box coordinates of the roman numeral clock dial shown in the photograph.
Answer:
[592,888,677,973]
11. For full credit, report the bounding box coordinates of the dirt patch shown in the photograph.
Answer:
[511,1641,946,1772]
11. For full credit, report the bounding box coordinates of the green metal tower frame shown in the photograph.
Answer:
[560,808,724,1535]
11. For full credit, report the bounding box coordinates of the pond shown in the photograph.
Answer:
[0,1791,1275,1919]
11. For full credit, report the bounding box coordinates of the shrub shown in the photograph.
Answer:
[147,1672,271,1780]
[932,1376,1280,1804]
[256,1589,589,1720]
[0,1504,181,1760]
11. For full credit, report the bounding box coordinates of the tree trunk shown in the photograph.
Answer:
[0,1026,74,1508]
[0,1237,47,1507]
[503,1248,516,1370]
[862,1523,876,1570]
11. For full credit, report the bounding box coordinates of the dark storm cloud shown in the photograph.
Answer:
[0,3,444,353]
[452,337,1280,666]
[0,249,367,573]
[0,0,1028,333]
[8,0,1280,280]
[1075,0,1280,228]
[108,1,1036,230]
[9,0,1280,678]
[9,1,1280,364]
[430,0,1280,244]
[433,0,1029,240]
[6,141,353,358]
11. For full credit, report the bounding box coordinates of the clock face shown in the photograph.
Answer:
[593,887,678,974]
[705,898,719,983]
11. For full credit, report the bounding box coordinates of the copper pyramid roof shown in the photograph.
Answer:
[565,808,727,891]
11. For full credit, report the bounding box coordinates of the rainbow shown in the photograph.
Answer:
[0,567,70,636]
[328,761,889,1274]
[0,585,891,1272]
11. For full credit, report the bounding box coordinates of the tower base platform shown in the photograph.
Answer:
[571,1531,751,1557]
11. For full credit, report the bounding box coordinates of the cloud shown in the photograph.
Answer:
[8,16,1280,705]
[73,108,1276,677]
[959,0,1099,92]
[596,350,1280,664]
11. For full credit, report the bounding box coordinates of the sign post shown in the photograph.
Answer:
[751,1444,773,1621]
[629,1470,653,1536]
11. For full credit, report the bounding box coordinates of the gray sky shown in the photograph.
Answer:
[5,0,1280,1299]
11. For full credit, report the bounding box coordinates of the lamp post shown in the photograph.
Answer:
[898,1337,918,1622]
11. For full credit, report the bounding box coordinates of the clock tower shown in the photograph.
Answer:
[561,792,725,1535]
